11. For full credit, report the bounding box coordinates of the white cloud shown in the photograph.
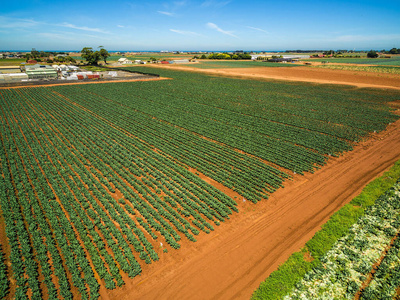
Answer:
[60,22,110,34]
[207,22,238,38]
[246,26,268,34]
[170,29,202,36]
[117,25,125,28]
[157,11,175,16]
[0,16,41,29]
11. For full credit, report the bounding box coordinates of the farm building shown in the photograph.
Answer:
[118,58,133,64]
[52,64,80,72]
[25,64,58,79]
[266,58,295,63]
[0,66,22,73]
[0,73,29,83]
[173,59,190,64]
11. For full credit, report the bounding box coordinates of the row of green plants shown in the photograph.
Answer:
[1,67,400,298]
[50,83,290,202]
[361,230,400,299]
[123,67,400,138]
[0,243,8,299]
[0,82,244,298]
[283,179,400,299]
[304,57,400,66]
[252,160,400,299]
[313,64,400,75]
[186,60,299,69]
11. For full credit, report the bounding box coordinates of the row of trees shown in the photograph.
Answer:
[193,52,251,60]
[382,47,400,54]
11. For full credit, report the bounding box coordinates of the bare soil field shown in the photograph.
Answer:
[151,64,400,90]
[102,93,400,299]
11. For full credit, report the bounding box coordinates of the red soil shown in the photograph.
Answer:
[102,107,400,299]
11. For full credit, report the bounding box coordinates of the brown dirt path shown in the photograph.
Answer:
[148,64,400,90]
[104,107,400,299]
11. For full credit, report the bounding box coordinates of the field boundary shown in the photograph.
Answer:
[252,159,400,300]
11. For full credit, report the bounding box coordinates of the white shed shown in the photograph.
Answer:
[118,58,133,64]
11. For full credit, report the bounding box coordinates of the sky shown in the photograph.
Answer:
[1,0,399,51]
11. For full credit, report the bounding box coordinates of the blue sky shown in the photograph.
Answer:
[1,0,399,51]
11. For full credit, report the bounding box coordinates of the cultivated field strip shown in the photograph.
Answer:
[282,179,400,299]
[0,87,247,299]
[0,69,399,299]
[123,67,398,139]
[44,85,290,201]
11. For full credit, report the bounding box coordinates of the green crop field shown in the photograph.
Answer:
[305,56,400,66]
[0,58,25,66]
[1,67,400,299]
[185,60,301,69]
[313,64,400,74]
[253,173,400,300]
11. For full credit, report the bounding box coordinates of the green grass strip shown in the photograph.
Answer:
[252,159,400,300]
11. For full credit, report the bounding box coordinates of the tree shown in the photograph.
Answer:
[81,47,101,65]
[367,50,378,58]
[25,53,32,62]
[99,46,110,64]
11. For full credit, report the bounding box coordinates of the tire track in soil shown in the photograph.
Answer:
[104,115,400,299]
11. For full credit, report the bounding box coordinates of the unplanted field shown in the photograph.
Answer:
[1,69,400,299]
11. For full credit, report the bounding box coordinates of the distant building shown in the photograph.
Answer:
[118,58,133,64]
[25,64,57,79]
[251,55,261,60]
[0,73,29,83]
[267,58,294,63]
[173,59,190,64]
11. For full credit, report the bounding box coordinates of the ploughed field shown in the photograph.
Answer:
[1,69,399,299]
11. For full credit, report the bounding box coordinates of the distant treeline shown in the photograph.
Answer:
[286,48,400,54]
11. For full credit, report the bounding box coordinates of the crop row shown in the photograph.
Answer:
[47,85,289,201]
[123,67,400,139]
[0,243,8,299]
[282,179,400,299]
[0,83,248,298]
[360,232,400,299]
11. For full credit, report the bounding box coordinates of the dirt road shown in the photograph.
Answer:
[103,103,400,299]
